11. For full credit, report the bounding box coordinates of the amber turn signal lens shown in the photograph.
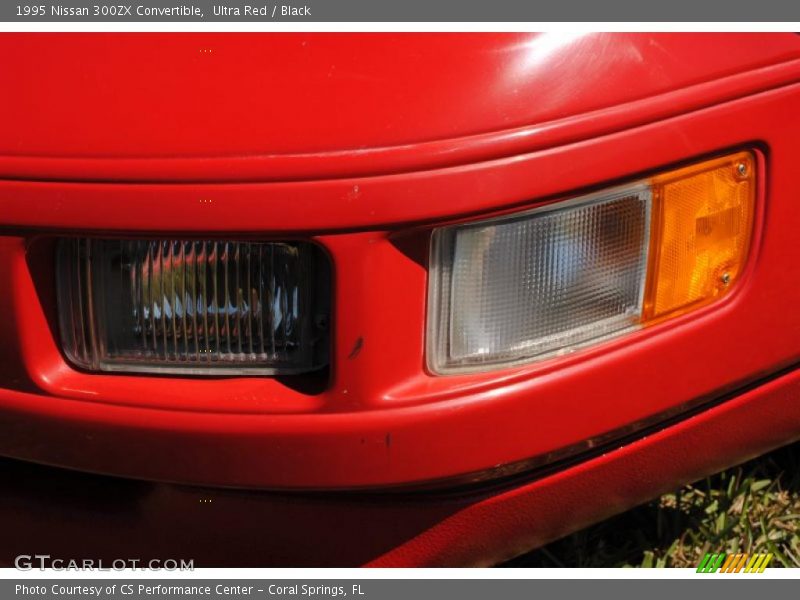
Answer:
[643,151,756,321]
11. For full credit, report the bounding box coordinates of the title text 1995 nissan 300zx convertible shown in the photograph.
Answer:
[2,32,800,566]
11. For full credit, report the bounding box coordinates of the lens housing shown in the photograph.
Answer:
[427,151,756,375]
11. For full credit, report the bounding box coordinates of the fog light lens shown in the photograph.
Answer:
[428,151,756,374]
[57,239,330,375]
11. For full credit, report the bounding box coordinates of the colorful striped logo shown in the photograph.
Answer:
[696,553,772,573]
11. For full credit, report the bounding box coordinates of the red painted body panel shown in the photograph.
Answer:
[1,33,800,183]
[1,33,798,159]
[2,364,799,567]
[2,33,800,564]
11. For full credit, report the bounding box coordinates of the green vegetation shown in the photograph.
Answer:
[506,442,800,567]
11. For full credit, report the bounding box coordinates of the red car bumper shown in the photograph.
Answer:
[2,365,799,567]
[2,33,800,565]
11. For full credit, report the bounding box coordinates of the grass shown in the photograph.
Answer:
[505,441,800,568]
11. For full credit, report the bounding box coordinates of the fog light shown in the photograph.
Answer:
[57,239,330,375]
[428,151,756,374]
